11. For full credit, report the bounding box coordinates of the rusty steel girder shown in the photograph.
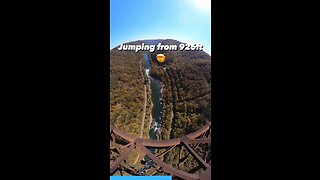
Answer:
[110,123,211,180]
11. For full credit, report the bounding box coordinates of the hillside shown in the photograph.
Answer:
[146,40,211,173]
[110,48,152,137]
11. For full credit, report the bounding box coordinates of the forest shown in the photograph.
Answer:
[148,39,212,173]
[148,39,211,138]
[110,43,152,138]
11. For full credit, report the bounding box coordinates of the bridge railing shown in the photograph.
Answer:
[110,123,211,180]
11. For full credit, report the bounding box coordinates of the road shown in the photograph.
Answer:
[133,61,148,165]
[140,84,147,138]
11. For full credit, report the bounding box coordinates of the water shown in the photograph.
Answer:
[143,52,162,140]
[140,52,163,173]
[144,53,151,69]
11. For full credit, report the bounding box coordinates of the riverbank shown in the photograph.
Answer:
[138,52,163,173]
[144,52,163,141]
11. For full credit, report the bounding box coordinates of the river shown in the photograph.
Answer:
[140,52,163,174]
[143,52,162,140]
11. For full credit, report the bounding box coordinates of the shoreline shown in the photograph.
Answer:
[147,76,153,139]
